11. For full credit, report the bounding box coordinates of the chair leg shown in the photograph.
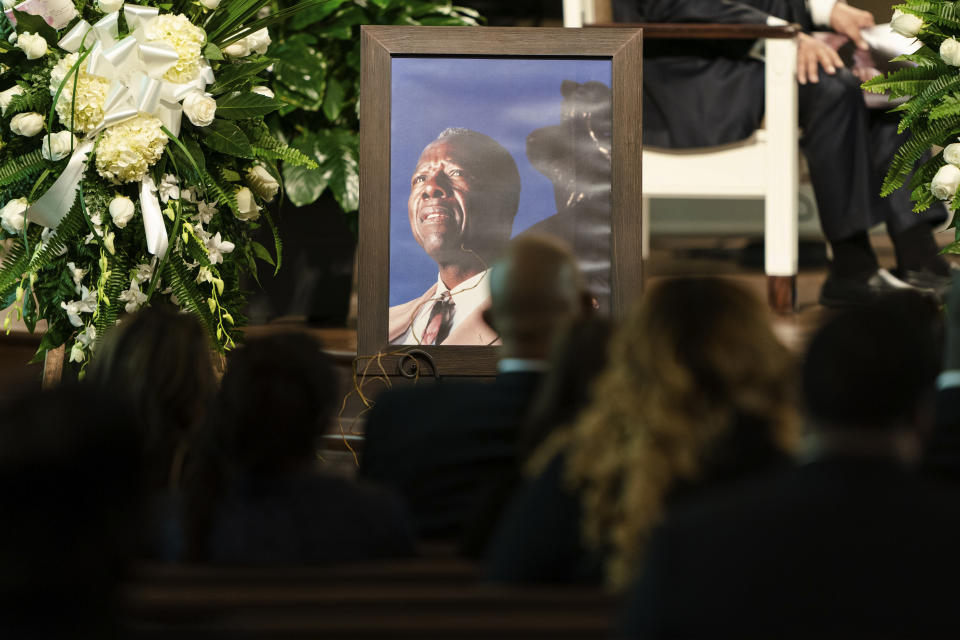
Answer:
[767,275,796,314]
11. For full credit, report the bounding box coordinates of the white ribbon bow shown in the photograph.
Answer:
[27,4,216,259]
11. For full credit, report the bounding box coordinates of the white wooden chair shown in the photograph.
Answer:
[564,0,801,311]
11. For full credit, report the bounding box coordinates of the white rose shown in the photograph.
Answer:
[200,0,220,9]
[931,164,960,200]
[235,186,261,221]
[10,112,44,137]
[97,0,123,11]
[40,130,77,161]
[246,28,271,55]
[222,40,251,58]
[16,32,47,60]
[942,38,960,66]
[246,165,279,202]
[182,90,217,127]
[891,9,923,38]
[251,85,275,99]
[109,195,135,228]
[1,197,28,234]
[945,143,960,167]
[0,85,24,116]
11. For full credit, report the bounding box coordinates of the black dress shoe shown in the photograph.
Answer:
[819,268,915,308]
[892,265,957,298]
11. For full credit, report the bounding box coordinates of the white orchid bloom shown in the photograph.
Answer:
[205,232,235,265]
[118,279,148,314]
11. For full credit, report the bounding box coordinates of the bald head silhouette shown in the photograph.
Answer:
[484,234,587,360]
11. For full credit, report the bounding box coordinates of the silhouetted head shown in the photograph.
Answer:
[86,305,215,490]
[215,332,339,475]
[803,290,941,433]
[408,128,521,267]
[485,233,586,359]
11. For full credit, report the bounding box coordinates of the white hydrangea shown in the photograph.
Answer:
[50,53,110,133]
[95,115,169,184]
[143,14,206,84]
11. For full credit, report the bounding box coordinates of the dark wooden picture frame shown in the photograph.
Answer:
[358,26,643,377]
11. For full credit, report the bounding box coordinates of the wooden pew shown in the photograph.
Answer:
[120,559,618,639]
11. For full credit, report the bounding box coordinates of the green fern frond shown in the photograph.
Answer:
[26,193,84,273]
[908,155,945,212]
[162,255,221,349]
[94,252,131,336]
[200,169,240,216]
[863,66,946,97]
[181,227,214,268]
[0,150,45,189]
[930,94,960,120]
[893,47,948,69]
[896,75,960,132]
[0,233,33,295]
[883,115,960,195]
[4,89,51,118]
[252,141,316,168]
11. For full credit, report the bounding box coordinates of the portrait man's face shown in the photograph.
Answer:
[407,137,484,262]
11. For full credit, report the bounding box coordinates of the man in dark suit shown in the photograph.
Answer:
[616,0,950,305]
[621,292,960,638]
[360,234,588,539]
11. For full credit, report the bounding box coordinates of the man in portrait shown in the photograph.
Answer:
[389,128,522,346]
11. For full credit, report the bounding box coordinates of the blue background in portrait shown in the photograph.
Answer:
[389,56,611,307]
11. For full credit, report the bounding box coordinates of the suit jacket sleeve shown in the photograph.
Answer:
[614,0,809,26]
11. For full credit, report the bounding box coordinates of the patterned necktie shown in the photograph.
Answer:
[421,291,455,345]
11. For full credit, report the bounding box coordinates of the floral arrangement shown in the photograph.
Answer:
[0,0,318,366]
[866,2,960,253]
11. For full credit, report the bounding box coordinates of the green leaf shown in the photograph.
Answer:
[198,120,253,158]
[251,240,275,266]
[215,91,283,119]
[322,76,346,122]
[208,59,272,96]
[271,35,327,103]
[288,0,350,29]
[261,208,282,275]
[204,42,224,61]
[11,10,58,47]
[283,128,358,210]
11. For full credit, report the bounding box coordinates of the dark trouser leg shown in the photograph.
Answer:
[798,69,875,244]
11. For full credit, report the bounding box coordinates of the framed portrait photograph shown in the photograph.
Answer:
[359,26,643,376]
